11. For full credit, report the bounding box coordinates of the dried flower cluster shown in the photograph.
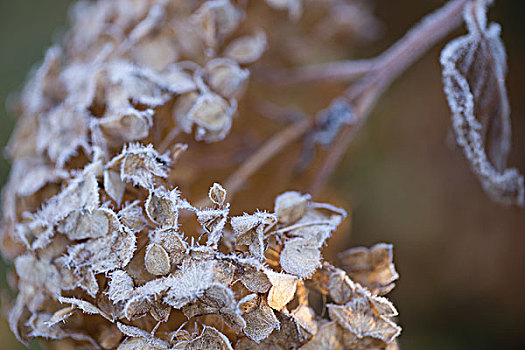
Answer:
[0,0,401,349]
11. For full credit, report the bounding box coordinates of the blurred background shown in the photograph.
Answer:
[1,0,524,349]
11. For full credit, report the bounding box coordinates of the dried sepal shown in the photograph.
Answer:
[119,201,148,232]
[231,212,276,259]
[209,182,227,206]
[120,143,171,189]
[36,103,90,168]
[99,107,154,143]
[274,191,310,225]
[339,243,399,295]
[204,58,249,98]
[242,296,280,343]
[145,243,171,276]
[57,207,119,240]
[224,30,267,65]
[264,270,298,311]
[145,187,180,227]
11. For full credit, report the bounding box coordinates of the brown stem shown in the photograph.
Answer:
[310,0,469,194]
[197,118,312,207]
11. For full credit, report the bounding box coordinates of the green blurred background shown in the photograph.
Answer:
[1,0,525,349]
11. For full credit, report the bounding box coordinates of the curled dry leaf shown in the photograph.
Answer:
[441,0,524,206]
[339,243,399,295]
[224,30,267,65]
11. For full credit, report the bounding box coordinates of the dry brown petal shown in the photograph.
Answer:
[117,322,169,349]
[183,284,245,333]
[274,191,310,225]
[224,30,267,65]
[104,168,126,205]
[150,300,172,322]
[280,238,321,278]
[36,104,90,167]
[186,326,234,350]
[99,107,153,143]
[145,243,171,276]
[57,207,118,240]
[209,182,227,206]
[98,323,124,349]
[131,31,179,71]
[264,270,297,311]
[9,157,68,197]
[149,227,188,265]
[192,0,243,47]
[108,270,135,303]
[196,206,229,246]
[237,262,272,294]
[231,212,276,259]
[118,337,166,350]
[299,321,344,350]
[58,297,111,321]
[339,243,399,295]
[45,306,77,327]
[204,58,249,98]
[187,92,233,142]
[159,65,196,94]
[119,201,148,232]
[145,187,180,227]
[120,143,170,188]
[242,296,280,343]
[328,298,401,344]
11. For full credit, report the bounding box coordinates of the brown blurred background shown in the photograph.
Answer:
[1,1,524,349]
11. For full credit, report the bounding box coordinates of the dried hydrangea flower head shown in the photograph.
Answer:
[1,0,400,349]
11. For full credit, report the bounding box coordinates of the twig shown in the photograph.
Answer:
[196,118,312,207]
[310,0,470,194]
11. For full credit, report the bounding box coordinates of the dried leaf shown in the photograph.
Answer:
[264,270,297,311]
[274,191,310,225]
[339,243,398,296]
[440,1,524,206]
[242,296,280,343]
[224,30,267,64]
[145,243,171,276]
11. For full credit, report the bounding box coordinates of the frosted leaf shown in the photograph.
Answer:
[196,206,229,247]
[325,268,357,305]
[107,61,170,107]
[20,46,63,116]
[145,187,180,227]
[45,306,76,327]
[131,30,179,72]
[231,212,276,259]
[274,191,310,225]
[149,227,188,265]
[164,259,216,308]
[104,168,126,204]
[8,295,28,345]
[440,1,524,206]
[204,58,249,98]
[185,326,234,350]
[57,207,118,240]
[14,254,61,296]
[242,296,280,343]
[26,312,98,346]
[60,227,136,274]
[224,30,267,65]
[339,243,399,295]
[31,167,99,241]
[145,243,171,276]
[36,104,90,168]
[280,238,321,278]
[264,0,303,20]
[9,157,68,197]
[236,261,272,294]
[192,0,243,48]
[299,321,344,350]
[183,284,245,333]
[328,298,401,344]
[108,270,135,303]
[120,143,170,188]
[158,65,197,94]
[186,92,235,143]
[119,201,148,232]
[117,322,169,349]
[58,297,111,321]
[76,267,100,298]
[209,182,227,206]
[99,107,154,142]
[264,270,298,311]
[118,337,167,350]
[150,300,172,322]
